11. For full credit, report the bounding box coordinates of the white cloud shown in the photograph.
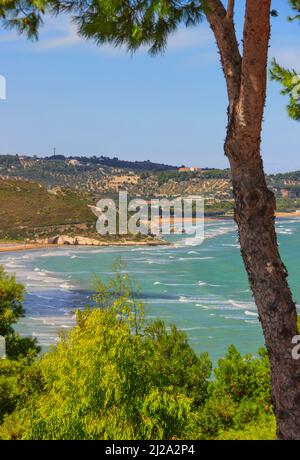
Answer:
[38,19,211,56]
[36,21,81,50]
[0,33,18,43]
[0,15,82,50]
[167,26,211,51]
[37,20,212,55]
[0,15,212,58]
[270,47,300,69]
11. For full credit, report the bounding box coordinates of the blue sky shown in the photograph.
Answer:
[0,0,299,173]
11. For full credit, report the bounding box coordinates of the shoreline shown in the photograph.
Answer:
[275,212,300,218]
[0,239,170,253]
[1,213,299,254]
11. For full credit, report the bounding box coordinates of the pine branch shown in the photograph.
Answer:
[270,59,300,121]
[0,0,48,39]
[204,0,241,109]
[239,0,272,130]
[227,0,235,20]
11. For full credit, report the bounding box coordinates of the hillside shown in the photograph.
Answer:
[45,154,178,171]
[0,178,96,240]
[1,154,300,204]
[0,155,233,199]
[0,178,169,245]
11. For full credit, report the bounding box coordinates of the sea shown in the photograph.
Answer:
[1,218,299,363]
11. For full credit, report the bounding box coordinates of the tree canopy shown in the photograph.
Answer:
[270,60,300,121]
[0,265,40,360]
[0,0,50,38]
[51,0,206,55]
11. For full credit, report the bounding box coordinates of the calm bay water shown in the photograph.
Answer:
[1,218,299,363]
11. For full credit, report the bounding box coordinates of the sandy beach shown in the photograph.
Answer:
[0,239,170,253]
[275,211,300,218]
[157,212,300,224]
[1,212,299,253]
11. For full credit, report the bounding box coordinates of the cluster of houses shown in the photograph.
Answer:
[178,166,202,172]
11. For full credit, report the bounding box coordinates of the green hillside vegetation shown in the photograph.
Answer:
[0,178,95,240]
[0,178,165,244]
[46,154,177,171]
[204,200,234,216]
[270,171,300,181]
[276,197,300,212]
[2,155,300,205]
[148,169,231,186]
[1,178,299,243]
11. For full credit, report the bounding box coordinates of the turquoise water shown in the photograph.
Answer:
[1,218,299,362]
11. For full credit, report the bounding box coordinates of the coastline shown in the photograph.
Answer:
[1,212,299,254]
[158,212,300,223]
[0,239,170,253]
[275,211,300,218]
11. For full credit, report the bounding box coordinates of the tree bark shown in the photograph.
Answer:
[206,0,300,439]
[226,129,300,440]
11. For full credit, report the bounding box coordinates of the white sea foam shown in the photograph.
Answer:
[179,256,214,261]
[198,281,207,286]
[59,282,76,290]
[222,243,240,248]
[245,310,258,317]
[179,296,190,303]
[1,217,297,353]
[227,299,256,310]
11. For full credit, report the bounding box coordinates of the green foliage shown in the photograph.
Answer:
[0,359,23,423]
[197,346,274,440]
[218,415,276,440]
[0,264,208,440]
[0,265,24,337]
[0,265,275,440]
[90,258,145,333]
[0,265,41,426]
[0,0,50,39]
[0,357,42,426]
[0,265,40,360]
[288,0,300,21]
[155,169,231,186]
[3,311,202,439]
[143,320,211,408]
[1,326,273,440]
[0,270,40,362]
[204,200,234,216]
[271,1,300,121]
[0,178,95,240]
[54,0,205,55]
[270,59,300,121]
[271,170,300,181]
[276,197,300,212]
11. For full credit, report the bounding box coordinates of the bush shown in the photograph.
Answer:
[0,265,41,426]
[0,266,40,360]
[197,346,274,439]
[1,308,209,440]
[0,263,275,440]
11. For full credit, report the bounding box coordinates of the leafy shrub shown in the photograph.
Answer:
[197,346,274,439]
[0,266,40,360]
[0,263,276,440]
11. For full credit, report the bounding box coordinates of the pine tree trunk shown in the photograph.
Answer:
[225,125,300,440]
[205,0,300,438]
